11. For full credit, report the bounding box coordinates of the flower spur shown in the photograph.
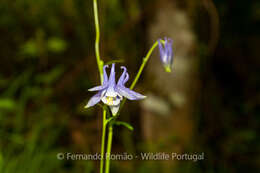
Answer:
[85,63,146,115]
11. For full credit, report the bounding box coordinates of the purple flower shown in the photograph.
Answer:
[158,37,173,72]
[85,63,146,115]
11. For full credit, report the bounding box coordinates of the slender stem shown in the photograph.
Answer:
[93,0,103,83]
[93,1,107,173]
[130,41,158,89]
[119,41,159,111]
[105,125,113,173]
[99,109,106,173]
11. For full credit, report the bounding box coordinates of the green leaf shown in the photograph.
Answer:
[114,121,134,131]
[21,39,38,57]
[0,98,16,110]
[47,37,67,53]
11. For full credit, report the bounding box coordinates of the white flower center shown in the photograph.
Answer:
[101,95,121,106]
[106,96,114,105]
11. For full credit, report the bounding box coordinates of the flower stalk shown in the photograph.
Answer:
[93,0,104,83]
[119,40,162,111]
[130,41,159,89]
[100,109,106,173]
[89,1,174,173]
[93,1,106,173]
[105,124,113,173]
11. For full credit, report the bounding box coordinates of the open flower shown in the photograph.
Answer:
[158,37,174,72]
[85,63,146,115]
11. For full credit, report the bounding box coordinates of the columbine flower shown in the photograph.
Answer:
[85,63,146,115]
[158,37,173,72]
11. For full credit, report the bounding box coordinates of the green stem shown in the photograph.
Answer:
[130,41,159,89]
[93,1,106,173]
[93,0,103,83]
[119,41,159,111]
[100,109,106,173]
[105,125,113,173]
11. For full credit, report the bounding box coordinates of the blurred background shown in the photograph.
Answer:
[0,0,259,172]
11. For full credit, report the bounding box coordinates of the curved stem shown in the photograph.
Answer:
[93,0,103,83]
[93,1,106,173]
[119,41,159,111]
[105,125,113,173]
[130,41,159,89]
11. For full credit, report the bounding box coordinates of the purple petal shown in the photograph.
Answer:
[88,83,108,91]
[158,39,165,61]
[88,65,109,92]
[85,91,102,108]
[108,63,116,87]
[167,38,173,45]
[123,72,129,84]
[166,39,173,57]
[103,65,109,84]
[166,39,173,65]
[117,66,127,85]
[116,85,146,100]
[164,37,168,45]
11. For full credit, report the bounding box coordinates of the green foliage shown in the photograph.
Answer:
[114,121,134,131]
[0,98,16,110]
[47,37,67,53]
[21,39,39,57]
